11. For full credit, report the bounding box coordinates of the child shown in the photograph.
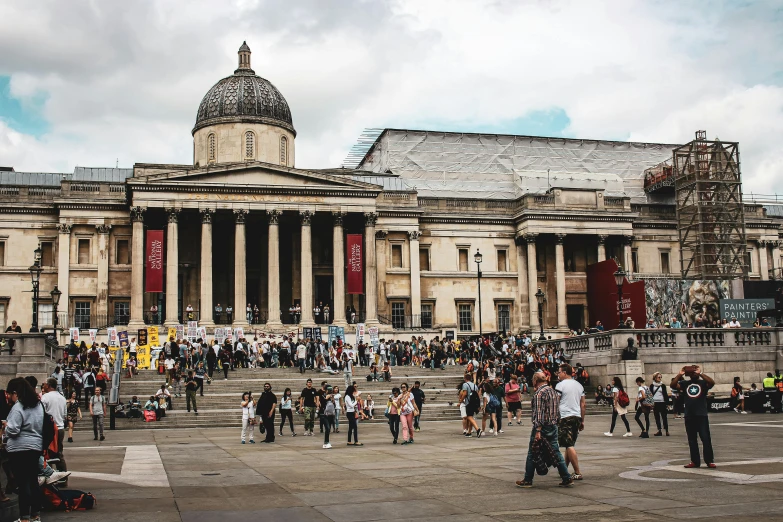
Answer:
[364,394,375,419]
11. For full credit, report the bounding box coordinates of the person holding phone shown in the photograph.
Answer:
[671,365,716,468]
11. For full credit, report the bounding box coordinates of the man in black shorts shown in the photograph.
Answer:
[555,363,585,480]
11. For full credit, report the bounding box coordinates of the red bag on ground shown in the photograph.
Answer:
[144,410,157,422]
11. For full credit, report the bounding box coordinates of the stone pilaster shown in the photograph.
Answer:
[332,212,347,326]
[56,223,71,321]
[199,208,215,326]
[233,209,248,326]
[772,241,782,280]
[758,240,770,281]
[266,210,282,326]
[555,233,567,329]
[364,212,378,324]
[408,230,422,327]
[299,210,315,326]
[165,208,180,326]
[623,235,634,275]
[96,224,111,320]
[525,234,538,328]
[514,236,529,330]
[128,206,146,328]
[597,234,608,263]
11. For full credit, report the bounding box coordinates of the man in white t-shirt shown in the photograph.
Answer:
[296,341,307,373]
[555,363,585,480]
[728,317,741,328]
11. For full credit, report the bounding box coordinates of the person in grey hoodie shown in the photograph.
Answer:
[3,377,44,521]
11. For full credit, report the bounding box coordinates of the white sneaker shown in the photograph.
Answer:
[623,432,633,437]
[489,428,494,434]
[323,443,332,449]
[46,471,72,484]
[604,432,613,437]
[740,410,747,414]
[734,408,740,413]
[493,432,498,437]
[38,475,46,486]
[498,429,504,433]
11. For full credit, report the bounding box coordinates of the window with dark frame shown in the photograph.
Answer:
[114,302,130,325]
[391,302,405,329]
[74,301,91,329]
[497,303,511,333]
[631,248,639,273]
[458,303,472,331]
[660,251,671,274]
[421,304,433,329]
[0,241,5,267]
[745,251,753,273]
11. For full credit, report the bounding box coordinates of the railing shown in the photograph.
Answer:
[734,330,772,346]
[70,183,100,192]
[565,336,589,353]
[533,195,554,205]
[638,331,677,348]
[0,187,20,196]
[58,313,129,331]
[44,333,59,360]
[604,197,625,208]
[686,330,725,347]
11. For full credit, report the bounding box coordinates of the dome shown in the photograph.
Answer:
[193,42,295,135]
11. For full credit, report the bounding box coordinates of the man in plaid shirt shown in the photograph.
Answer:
[516,371,574,488]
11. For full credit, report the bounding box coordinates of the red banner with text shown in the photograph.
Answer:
[145,230,164,293]
[586,259,646,330]
[347,234,363,294]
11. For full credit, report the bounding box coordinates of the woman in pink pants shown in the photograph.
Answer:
[397,383,418,445]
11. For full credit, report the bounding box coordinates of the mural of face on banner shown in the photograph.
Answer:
[642,279,729,325]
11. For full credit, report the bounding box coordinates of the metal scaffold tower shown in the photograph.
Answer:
[673,130,747,279]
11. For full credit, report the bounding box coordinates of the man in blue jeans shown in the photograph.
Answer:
[516,372,573,488]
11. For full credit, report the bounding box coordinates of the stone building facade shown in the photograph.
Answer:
[1,43,781,338]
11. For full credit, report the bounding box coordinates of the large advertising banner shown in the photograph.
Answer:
[347,234,363,294]
[719,299,775,327]
[145,230,164,293]
[586,259,646,330]
[148,326,160,347]
[328,325,344,346]
[640,279,729,326]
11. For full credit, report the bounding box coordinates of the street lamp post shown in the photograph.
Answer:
[50,285,62,334]
[28,246,43,333]
[614,265,627,327]
[474,250,483,344]
[535,288,546,340]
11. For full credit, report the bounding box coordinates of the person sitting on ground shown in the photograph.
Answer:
[128,396,142,419]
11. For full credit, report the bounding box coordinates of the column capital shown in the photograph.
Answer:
[622,235,634,246]
[166,207,181,223]
[555,233,566,244]
[234,208,248,224]
[200,208,214,224]
[130,206,146,222]
[375,230,388,240]
[299,210,312,226]
[57,223,72,234]
[364,212,378,227]
[597,234,609,244]
[266,209,281,224]
[408,230,422,241]
[524,233,538,244]
[95,224,112,235]
[332,211,346,226]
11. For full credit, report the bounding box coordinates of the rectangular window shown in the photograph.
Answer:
[421,304,433,329]
[458,303,472,331]
[745,251,753,274]
[74,301,91,329]
[497,304,511,333]
[78,238,90,264]
[497,249,507,272]
[39,303,53,326]
[631,248,639,273]
[458,248,469,271]
[391,302,405,329]
[116,239,130,265]
[419,248,430,271]
[114,302,130,325]
[660,251,671,274]
[391,244,403,268]
[0,241,4,266]
[40,241,54,267]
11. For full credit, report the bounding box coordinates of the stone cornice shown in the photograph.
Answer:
[420,215,514,225]
[128,183,379,199]
[515,212,637,224]
[0,207,56,215]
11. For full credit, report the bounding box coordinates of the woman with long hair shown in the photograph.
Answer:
[649,372,670,436]
[480,380,499,437]
[279,388,296,436]
[397,382,416,445]
[241,392,255,444]
[387,388,400,444]
[344,385,362,446]
[66,391,82,443]
[634,377,652,438]
[4,377,44,521]
[604,376,632,437]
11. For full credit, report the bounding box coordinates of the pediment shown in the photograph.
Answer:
[129,161,381,192]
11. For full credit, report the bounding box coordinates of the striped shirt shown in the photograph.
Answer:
[531,384,560,429]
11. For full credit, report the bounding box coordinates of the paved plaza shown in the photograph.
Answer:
[43,413,783,522]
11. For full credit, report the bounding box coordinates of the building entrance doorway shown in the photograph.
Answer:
[567,304,584,332]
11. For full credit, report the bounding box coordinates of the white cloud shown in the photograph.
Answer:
[0,0,781,193]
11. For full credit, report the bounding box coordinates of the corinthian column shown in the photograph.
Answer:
[165,208,180,326]
[597,234,608,263]
[409,230,422,327]
[128,206,146,328]
[234,209,248,325]
[96,224,111,320]
[332,212,347,326]
[525,234,538,328]
[555,233,567,329]
[299,211,315,326]
[200,208,215,326]
[515,236,529,330]
[56,223,71,323]
[266,210,282,326]
[364,212,378,324]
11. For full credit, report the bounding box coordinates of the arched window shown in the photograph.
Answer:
[245,131,255,160]
[280,136,288,166]
[208,133,217,163]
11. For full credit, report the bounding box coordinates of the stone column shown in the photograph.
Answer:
[56,223,71,323]
[409,230,422,327]
[266,210,282,326]
[772,241,782,280]
[299,211,315,326]
[199,208,215,326]
[555,233,567,329]
[597,234,608,263]
[364,212,379,324]
[623,235,634,274]
[164,208,180,326]
[525,234,538,329]
[332,212,347,326]
[129,206,146,327]
[96,224,111,319]
[759,240,770,281]
[233,209,248,326]
[515,236,529,330]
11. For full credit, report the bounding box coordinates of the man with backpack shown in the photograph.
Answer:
[82,368,96,410]
[459,373,482,438]
[89,387,106,441]
[555,364,585,481]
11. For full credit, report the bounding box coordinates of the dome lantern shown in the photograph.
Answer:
[236,41,253,74]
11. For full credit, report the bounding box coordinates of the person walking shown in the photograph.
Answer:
[299,378,318,436]
[671,365,716,468]
[41,377,68,477]
[65,391,82,443]
[634,377,652,438]
[397,382,417,445]
[278,388,296,436]
[459,372,481,438]
[331,386,341,433]
[604,377,632,437]
[649,372,670,436]
[411,381,425,432]
[555,363,585,480]
[297,339,307,374]
[515,372,574,488]
[731,376,748,414]
[344,385,362,446]
[4,378,45,521]
[387,388,401,444]
[505,374,524,425]
[322,392,336,449]
[241,392,256,444]
[90,386,107,441]
[257,383,277,443]
[185,370,199,415]
[481,381,500,436]
[342,353,353,389]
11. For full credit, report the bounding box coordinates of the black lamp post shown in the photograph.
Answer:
[50,285,62,334]
[474,249,483,342]
[28,246,43,333]
[535,288,546,340]
[614,265,626,327]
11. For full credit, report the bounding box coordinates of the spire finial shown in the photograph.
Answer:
[237,41,253,73]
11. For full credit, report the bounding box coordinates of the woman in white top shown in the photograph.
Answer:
[241,392,256,444]
[363,394,374,419]
[604,377,632,437]
[396,382,417,445]
[649,372,670,436]
[332,386,342,434]
[344,385,363,446]
[278,388,297,436]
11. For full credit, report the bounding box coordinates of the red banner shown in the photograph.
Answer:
[586,259,646,330]
[347,234,363,294]
[145,230,164,293]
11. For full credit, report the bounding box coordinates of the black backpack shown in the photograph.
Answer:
[42,406,56,452]
[467,383,481,411]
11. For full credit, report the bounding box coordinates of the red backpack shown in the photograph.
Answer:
[617,390,630,408]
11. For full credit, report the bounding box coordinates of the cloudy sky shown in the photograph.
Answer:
[1,0,781,194]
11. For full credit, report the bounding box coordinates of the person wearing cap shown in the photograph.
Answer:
[645,319,657,329]
[729,317,741,328]
[663,322,670,328]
